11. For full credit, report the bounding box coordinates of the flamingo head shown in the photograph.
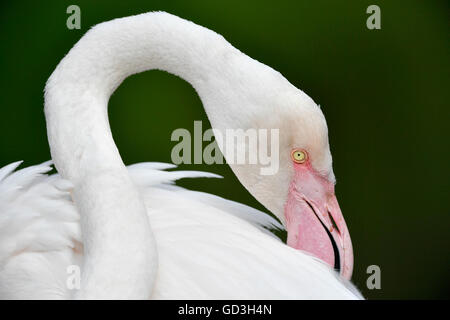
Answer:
[227,86,354,280]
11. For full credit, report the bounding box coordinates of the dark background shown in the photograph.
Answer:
[0,1,448,299]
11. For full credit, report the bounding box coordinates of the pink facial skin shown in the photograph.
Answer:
[284,156,354,280]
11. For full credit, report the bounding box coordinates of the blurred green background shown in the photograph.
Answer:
[0,0,448,299]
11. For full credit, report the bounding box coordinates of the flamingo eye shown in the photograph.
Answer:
[291,149,307,164]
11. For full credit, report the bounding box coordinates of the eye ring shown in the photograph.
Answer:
[291,149,307,164]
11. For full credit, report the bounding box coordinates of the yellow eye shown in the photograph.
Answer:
[291,149,307,164]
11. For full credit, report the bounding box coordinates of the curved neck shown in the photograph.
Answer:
[44,12,283,298]
[45,12,253,181]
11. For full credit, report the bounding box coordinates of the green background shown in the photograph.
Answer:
[0,0,448,299]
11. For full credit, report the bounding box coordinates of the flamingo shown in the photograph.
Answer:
[0,12,361,299]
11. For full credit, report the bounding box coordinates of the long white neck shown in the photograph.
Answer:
[44,12,288,298]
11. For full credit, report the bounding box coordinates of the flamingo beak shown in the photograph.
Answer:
[284,164,354,279]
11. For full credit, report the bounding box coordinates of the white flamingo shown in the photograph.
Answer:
[0,12,361,299]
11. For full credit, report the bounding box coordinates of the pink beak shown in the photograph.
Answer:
[285,163,354,280]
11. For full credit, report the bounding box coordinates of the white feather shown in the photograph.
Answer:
[0,162,361,299]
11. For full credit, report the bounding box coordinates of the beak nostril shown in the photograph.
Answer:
[328,211,340,235]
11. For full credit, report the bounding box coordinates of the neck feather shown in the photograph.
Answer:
[45,12,220,299]
[44,12,286,298]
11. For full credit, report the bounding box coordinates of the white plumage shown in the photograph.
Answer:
[0,161,360,299]
[0,12,362,299]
